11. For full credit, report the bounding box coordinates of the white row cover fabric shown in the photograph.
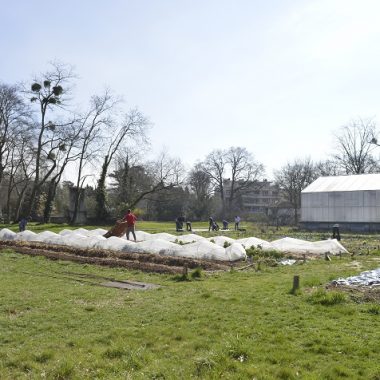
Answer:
[269,237,348,255]
[0,228,349,261]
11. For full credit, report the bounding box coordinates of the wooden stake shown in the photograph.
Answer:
[292,275,300,293]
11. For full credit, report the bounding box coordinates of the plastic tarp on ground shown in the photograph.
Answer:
[0,228,349,262]
[332,268,380,287]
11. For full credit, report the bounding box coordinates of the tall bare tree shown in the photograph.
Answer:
[70,90,118,224]
[225,146,264,211]
[95,108,150,220]
[274,158,317,224]
[333,119,379,174]
[201,147,264,216]
[187,163,213,220]
[0,83,31,186]
[202,149,227,215]
[42,122,83,223]
[23,62,76,218]
[5,133,35,222]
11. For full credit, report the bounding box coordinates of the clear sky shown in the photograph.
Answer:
[2,0,380,179]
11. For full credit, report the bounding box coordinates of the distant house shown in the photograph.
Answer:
[301,173,380,232]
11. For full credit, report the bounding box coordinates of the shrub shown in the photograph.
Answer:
[246,247,284,260]
[190,267,202,279]
[172,273,189,282]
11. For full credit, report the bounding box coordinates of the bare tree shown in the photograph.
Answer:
[119,152,184,212]
[202,149,227,214]
[224,147,264,211]
[4,131,35,222]
[23,62,76,218]
[42,122,83,223]
[0,83,31,186]
[187,163,213,220]
[201,147,264,216]
[274,158,317,224]
[314,159,342,177]
[70,90,118,224]
[95,108,150,220]
[333,119,379,174]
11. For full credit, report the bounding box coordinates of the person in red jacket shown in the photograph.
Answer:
[122,209,137,241]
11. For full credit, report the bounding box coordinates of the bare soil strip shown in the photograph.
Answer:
[0,240,230,274]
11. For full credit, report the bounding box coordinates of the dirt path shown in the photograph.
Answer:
[0,240,231,274]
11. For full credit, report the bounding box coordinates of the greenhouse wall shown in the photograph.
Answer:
[301,190,380,224]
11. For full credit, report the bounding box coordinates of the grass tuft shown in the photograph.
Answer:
[307,289,347,306]
[102,347,125,359]
[194,356,217,376]
[190,267,202,279]
[34,351,54,363]
[366,304,380,315]
[50,361,75,380]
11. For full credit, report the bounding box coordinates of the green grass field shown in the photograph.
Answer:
[1,222,380,379]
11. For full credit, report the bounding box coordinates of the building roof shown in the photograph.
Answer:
[302,173,380,193]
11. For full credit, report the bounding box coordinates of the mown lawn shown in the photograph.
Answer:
[1,244,380,379]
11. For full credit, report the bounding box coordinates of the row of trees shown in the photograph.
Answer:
[0,62,183,224]
[1,62,379,224]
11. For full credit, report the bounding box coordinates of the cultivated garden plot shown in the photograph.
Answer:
[0,227,348,262]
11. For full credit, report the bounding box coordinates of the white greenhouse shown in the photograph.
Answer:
[301,173,380,232]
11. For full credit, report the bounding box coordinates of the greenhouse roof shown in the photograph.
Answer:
[302,173,380,193]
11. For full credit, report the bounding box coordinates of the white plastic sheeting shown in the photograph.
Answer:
[0,228,16,240]
[14,230,37,241]
[270,237,347,255]
[0,228,349,262]
[279,259,297,266]
[175,234,206,244]
[31,231,64,245]
[332,268,380,287]
[207,236,236,247]
[236,237,274,250]
[135,239,184,255]
[225,243,247,261]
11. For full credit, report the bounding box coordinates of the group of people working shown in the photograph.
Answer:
[175,215,242,232]
[109,210,244,241]
[175,216,192,232]
[208,215,241,231]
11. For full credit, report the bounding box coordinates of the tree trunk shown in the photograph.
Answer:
[43,180,58,223]
[95,156,109,221]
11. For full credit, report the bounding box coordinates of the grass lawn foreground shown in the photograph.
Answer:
[1,223,380,379]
